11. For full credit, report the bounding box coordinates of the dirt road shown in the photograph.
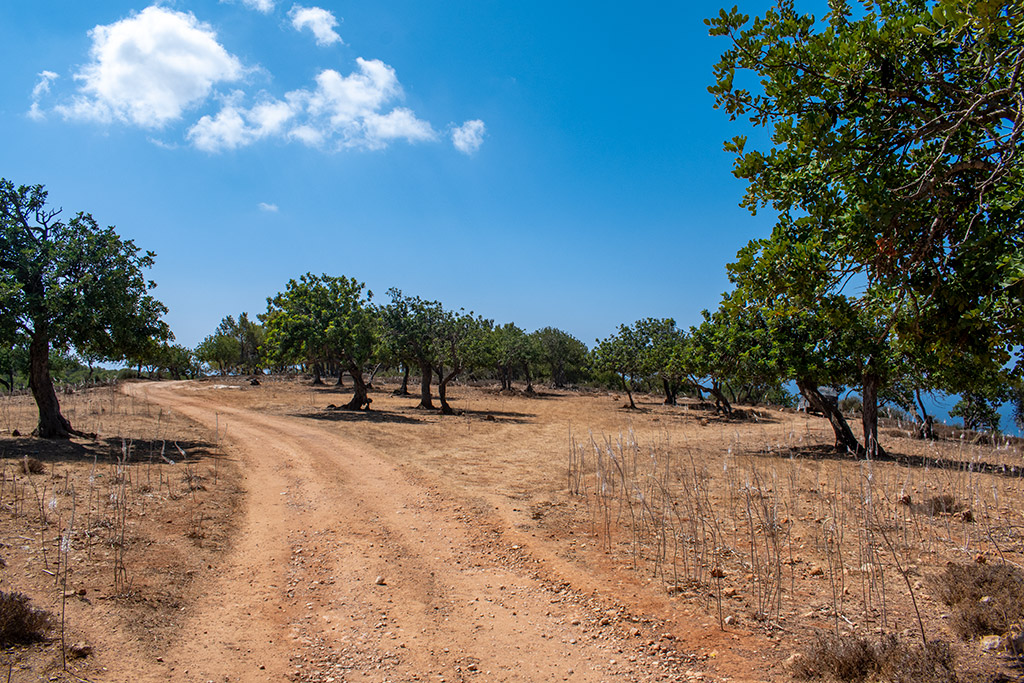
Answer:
[126,381,724,683]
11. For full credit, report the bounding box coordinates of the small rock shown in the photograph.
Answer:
[68,643,93,658]
[979,595,993,605]
[980,634,1003,651]
[724,615,736,626]
[785,653,805,668]
[809,565,825,576]
[375,576,386,585]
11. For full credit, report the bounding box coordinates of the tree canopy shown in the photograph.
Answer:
[262,273,377,410]
[0,180,169,437]
[708,0,1024,453]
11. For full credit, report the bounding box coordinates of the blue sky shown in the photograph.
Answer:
[2,1,783,349]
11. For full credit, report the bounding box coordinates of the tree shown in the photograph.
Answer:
[592,324,648,409]
[430,309,491,415]
[490,323,540,393]
[262,274,377,410]
[196,333,241,376]
[708,0,1024,456]
[533,327,589,388]
[632,317,686,405]
[381,289,446,409]
[0,180,169,437]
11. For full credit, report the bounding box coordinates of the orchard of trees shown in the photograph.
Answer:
[2,0,1022,452]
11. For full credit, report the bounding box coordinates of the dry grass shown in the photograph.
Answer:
[3,377,1022,682]
[0,591,52,646]
[0,381,242,680]
[793,633,958,683]
[936,562,1024,640]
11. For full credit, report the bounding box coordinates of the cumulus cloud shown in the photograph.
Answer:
[258,202,279,212]
[289,5,342,46]
[54,6,243,128]
[188,58,435,152]
[452,119,486,154]
[229,0,276,12]
[35,5,471,156]
[28,71,59,120]
[187,91,295,151]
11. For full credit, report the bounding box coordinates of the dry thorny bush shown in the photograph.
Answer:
[568,410,1024,680]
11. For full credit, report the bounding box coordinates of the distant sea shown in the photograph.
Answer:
[922,393,1022,438]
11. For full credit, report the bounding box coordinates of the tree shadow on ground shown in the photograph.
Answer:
[747,443,1024,479]
[452,408,537,424]
[293,410,422,425]
[0,435,219,466]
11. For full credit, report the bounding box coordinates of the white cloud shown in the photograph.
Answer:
[228,0,276,12]
[28,71,59,120]
[189,58,434,152]
[363,108,437,148]
[55,6,243,128]
[452,119,486,154]
[289,5,342,46]
[187,92,296,151]
[258,202,279,212]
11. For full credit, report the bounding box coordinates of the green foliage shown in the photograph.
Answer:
[262,273,377,380]
[531,327,589,388]
[380,289,444,369]
[950,392,1003,432]
[0,179,169,435]
[489,323,541,390]
[708,0,1024,451]
[196,333,241,375]
[592,323,651,408]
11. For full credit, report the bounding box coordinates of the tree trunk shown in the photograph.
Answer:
[29,329,73,438]
[417,360,435,409]
[662,378,677,405]
[395,364,411,395]
[311,363,324,385]
[553,364,566,389]
[342,363,371,410]
[797,379,863,454]
[914,389,934,439]
[862,371,882,459]
[621,374,637,409]
[336,367,345,387]
[437,366,459,415]
[523,362,535,395]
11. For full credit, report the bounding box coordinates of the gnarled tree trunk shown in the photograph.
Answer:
[342,363,371,410]
[797,379,862,454]
[29,327,73,438]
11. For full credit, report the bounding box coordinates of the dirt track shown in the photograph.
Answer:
[124,381,734,683]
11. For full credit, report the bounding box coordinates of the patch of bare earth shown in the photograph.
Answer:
[2,377,1022,682]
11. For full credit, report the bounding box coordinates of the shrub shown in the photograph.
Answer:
[19,457,44,475]
[793,633,957,683]
[936,562,1024,640]
[0,592,52,646]
[838,397,862,415]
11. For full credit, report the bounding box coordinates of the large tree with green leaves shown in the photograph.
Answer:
[0,180,169,437]
[262,273,377,410]
[532,327,589,388]
[431,308,491,415]
[381,289,446,409]
[709,0,1024,455]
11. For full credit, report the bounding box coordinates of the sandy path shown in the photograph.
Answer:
[125,381,711,683]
